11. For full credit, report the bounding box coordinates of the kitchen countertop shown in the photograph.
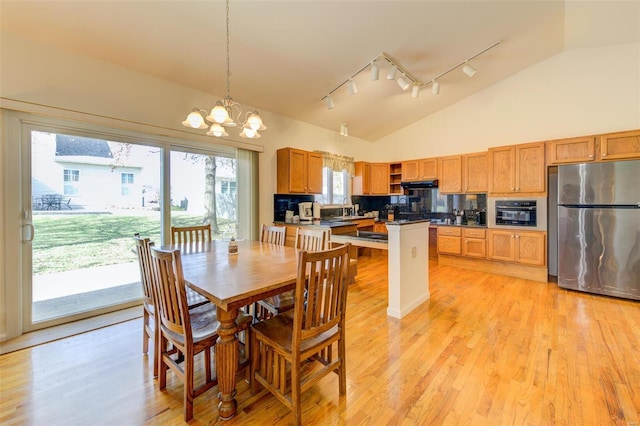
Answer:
[274,220,358,228]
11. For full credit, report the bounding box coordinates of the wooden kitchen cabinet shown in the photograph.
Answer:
[277,148,323,194]
[599,129,640,161]
[547,136,596,164]
[462,228,486,258]
[373,222,387,233]
[352,161,371,195]
[389,162,403,194]
[402,158,438,181]
[438,155,463,194]
[487,229,546,266]
[463,152,488,193]
[370,163,390,195]
[489,142,546,196]
[437,226,462,255]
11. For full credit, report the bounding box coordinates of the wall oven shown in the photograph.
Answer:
[487,197,547,231]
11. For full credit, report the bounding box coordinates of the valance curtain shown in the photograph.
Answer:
[314,151,355,175]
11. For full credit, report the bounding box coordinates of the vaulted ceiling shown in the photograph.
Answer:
[1,1,638,141]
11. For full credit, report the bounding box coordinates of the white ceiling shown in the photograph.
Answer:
[1,1,639,141]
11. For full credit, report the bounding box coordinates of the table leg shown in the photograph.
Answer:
[216,306,239,420]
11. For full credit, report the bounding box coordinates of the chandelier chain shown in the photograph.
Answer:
[225,0,231,98]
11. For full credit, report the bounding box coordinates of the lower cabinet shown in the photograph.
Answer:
[437,226,461,255]
[462,228,486,258]
[487,229,546,266]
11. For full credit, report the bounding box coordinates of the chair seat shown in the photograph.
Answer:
[162,304,253,345]
[252,315,339,356]
[257,290,296,315]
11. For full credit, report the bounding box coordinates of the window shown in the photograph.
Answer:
[63,169,80,195]
[221,180,236,195]
[121,172,134,196]
[317,167,350,205]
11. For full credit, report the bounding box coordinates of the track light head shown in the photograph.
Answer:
[411,85,420,98]
[397,76,410,90]
[462,62,476,77]
[371,62,379,81]
[348,79,358,95]
[431,80,440,95]
[387,64,397,80]
[339,123,348,137]
[325,95,334,110]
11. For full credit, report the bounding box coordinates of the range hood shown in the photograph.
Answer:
[400,179,439,189]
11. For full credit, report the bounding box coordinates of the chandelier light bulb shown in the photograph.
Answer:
[246,111,266,131]
[207,123,229,137]
[210,102,230,124]
[239,127,260,138]
[183,109,208,129]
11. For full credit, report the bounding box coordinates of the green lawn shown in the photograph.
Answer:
[32,213,235,274]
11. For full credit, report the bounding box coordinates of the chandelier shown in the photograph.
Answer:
[182,0,266,139]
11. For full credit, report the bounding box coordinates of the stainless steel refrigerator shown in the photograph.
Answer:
[557,160,640,300]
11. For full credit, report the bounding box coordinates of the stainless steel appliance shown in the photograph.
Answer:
[487,197,547,231]
[558,160,640,300]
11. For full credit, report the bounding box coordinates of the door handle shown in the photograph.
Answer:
[24,223,35,242]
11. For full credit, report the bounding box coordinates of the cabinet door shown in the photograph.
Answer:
[515,142,546,194]
[487,230,516,262]
[439,155,462,193]
[280,148,307,193]
[547,136,596,164]
[599,129,640,161]
[401,160,419,181]
[463,238,486,258]
[437,235,461,255]
[370,163,389,194]
[515,231,546,266]
[306,152,323,193]
[353,162,371,195]
[463,152,488,193]
[419,158,438,180]
[488,146,515,194]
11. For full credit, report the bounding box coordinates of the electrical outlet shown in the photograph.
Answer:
[411,247,416,257]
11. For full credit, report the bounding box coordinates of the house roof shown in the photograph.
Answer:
[2,1,639,141]
[55,135,113,158]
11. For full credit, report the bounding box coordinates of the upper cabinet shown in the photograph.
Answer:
[352,161,371,195]
[389,162,403,194]
[370,163,390,195]
[463,152,488,193]
[547,136,596,165]
[277,148,323,194]
[402,158,438,182]
[438,153,487,194]
[489,142,546,196]
[599,129,640,161]
[438,155,463,194]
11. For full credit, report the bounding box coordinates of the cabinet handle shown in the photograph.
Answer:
[511,187,515,191]
[511,235,515,238]
[515,187,520,191]
[515,235,520,239]
[602,153,607,157]
[588,154,594,159]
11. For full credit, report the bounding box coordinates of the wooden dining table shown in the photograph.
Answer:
[165,239,299,420]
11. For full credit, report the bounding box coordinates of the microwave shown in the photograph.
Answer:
[487,197,547,231]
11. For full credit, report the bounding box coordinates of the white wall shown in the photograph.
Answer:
[373,42,640,161]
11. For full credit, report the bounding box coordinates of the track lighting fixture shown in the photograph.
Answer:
[320,41,500,109]
[397,76,410,90]
[431,80,440,95]
[339,123,348,137]
[371,61,379,80]
[348,79,358,95]
[182,0,266,139]
[462,62,477,77]
[387,64,397,80]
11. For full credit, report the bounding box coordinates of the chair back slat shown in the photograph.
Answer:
[260,224,286,245]
[294,244,350,343]
[150,247,191,337]
[171,225,212,244]
[295,228,330,251]
[134,235,155,308]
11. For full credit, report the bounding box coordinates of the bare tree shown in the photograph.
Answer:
[203,155,219,234]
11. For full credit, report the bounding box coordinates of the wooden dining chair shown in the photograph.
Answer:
[255,227,329,320]
[171,224,212,244]
[250,243,351,426]
[149,246,219,421]
[134,234,213,375]
[260,224,286,245]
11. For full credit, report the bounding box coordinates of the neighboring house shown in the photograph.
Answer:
[31,132,143,210]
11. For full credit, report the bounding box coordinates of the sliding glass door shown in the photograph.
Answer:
[28,129,162,328]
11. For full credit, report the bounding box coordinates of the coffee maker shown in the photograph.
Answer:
[298,202,313,221]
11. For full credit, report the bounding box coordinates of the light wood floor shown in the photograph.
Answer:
[2,256,639,425]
